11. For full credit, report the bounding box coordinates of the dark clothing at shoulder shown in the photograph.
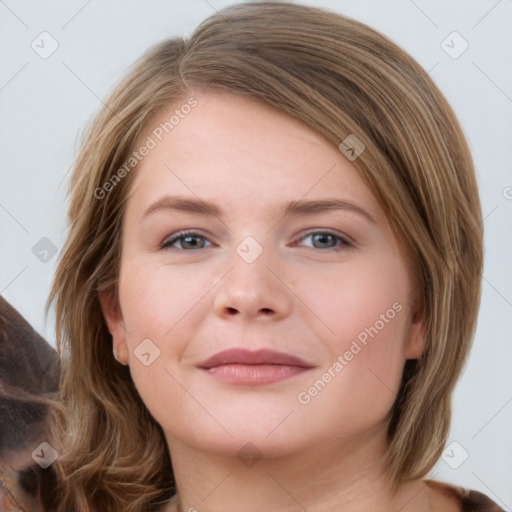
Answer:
[425,479,506,512]
[459,488,506,512]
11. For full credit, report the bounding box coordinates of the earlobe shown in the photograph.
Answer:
[98,289,130,365]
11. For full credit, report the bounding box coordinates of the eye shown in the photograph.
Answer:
[160,229,352,251]
[161,230,212,250]
[297,230,352,250]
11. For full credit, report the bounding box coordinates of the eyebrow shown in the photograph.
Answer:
[143,196,377,224]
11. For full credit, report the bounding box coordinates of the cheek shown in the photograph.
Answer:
[118,269,186,426]
[303,253,409,353]
[119,259,207,341]
[295,253,410,416]
[116,260,211,410]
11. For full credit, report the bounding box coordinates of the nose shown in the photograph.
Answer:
[212,240,293,322]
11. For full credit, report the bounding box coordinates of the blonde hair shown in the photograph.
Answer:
[47,2,483,510]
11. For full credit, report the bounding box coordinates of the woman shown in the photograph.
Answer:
[46,2,504,511]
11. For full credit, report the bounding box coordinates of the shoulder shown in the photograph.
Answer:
[424,479,506,512]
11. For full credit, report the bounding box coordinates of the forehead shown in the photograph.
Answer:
[127,93,380,220]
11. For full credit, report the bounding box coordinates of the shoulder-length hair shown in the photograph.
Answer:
[47,2,483,510]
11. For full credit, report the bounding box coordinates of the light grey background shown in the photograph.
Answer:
[1,0,511,506]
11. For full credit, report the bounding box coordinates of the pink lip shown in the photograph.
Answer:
[198,348,315,386]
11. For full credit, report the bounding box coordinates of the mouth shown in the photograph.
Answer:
[197,348,315,386]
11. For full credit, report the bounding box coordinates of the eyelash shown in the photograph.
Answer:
[160,229,353,251]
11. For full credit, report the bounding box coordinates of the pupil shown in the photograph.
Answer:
[315,234,333,247]
[185,236,199,248]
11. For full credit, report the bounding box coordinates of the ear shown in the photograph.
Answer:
[403,306,426,360]
[98,288,130,365]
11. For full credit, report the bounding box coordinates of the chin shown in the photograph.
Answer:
[163,410,313,459]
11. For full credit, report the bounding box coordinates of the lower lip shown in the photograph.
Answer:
[201,364,310,385]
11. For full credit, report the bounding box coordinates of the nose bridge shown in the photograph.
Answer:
[213,233,291,319]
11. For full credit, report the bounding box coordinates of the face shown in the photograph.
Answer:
[100,93,425,458]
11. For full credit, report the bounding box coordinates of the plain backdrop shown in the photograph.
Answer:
[1,0,511,506]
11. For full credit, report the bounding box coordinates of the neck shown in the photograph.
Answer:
[164,427,432,512]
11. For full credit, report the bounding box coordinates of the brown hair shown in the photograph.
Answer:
[0,296,61,511]
[47,2,483,510]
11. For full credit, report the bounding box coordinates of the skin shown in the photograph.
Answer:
[100,93,457,512]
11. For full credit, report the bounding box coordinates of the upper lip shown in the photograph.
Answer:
[198,348,315,369]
